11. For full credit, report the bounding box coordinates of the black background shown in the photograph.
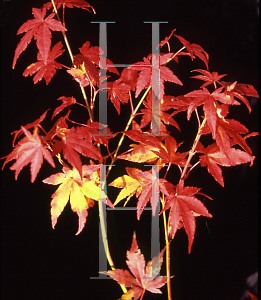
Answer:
[1,0,259,299]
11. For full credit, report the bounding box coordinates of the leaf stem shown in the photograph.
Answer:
[140,289,146,300]
[180,117,206,180]
[166,46,186,64]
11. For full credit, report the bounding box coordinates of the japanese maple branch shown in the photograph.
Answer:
[98,86,152,295]
[50,0,93,123]
[161,195,172,300]
[97,87,152,295]
[106,85,152,176]
[98,199,127,294]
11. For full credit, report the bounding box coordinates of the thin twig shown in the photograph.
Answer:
[50,0,93,122]
[180,117,206,180]
[106,86,152,177]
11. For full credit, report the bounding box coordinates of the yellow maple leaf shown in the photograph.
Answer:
[109,170,144,207]
[43,165,112,235]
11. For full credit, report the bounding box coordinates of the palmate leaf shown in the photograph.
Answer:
[151,135,189,167]
[197,142,255,186]
[107,79,130,114]
[68,41,119,87]
[220,81,259,113]
[67,54,99,87]
[174,34,209,69]
[2,127,55,183]
[161,180,212,253]
[129,53,182,98]
[109,167,173,219]
[43,165,113,235]
[79,41,119,75]
[123,129,163,149]
[44,0,96,14]
[117,143,160,164]
[55,125,102,177]
[185,88,221,139]
[51,96,76,120]
[23,41,65,84]
[163,95,192,116]
[13,7,66,69]
[118,68,139,91]
[215,118,253,162]
[11,110,49,146]
[139,91,180,132]
[190,69,227,88]
[101,233,167,300]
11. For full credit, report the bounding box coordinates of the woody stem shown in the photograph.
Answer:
[98,199,127,293]
[162,196,172,300]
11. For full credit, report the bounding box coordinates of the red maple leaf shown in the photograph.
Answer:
[107,79,131,114]
[197,141,254,186]
[23,41,65,84]
[79,41,119,75]
[55,125,102,177]
[123,129,163,149]
[12,7,66,69]
[157,29,176,51]
[161,180,212,253]
[185,87,238,140]
[162,95,193,116]
[84,120,114,149]
[190,69,227,88]
[139,91,180,132]
[215,118,253,160]
[118,129,166,164]
[151,135,189,167]
[52,96,76,119]
[67,54,100,87]
[174,34,209,69]
[101,233,167,300]
[10,110,49,146]
[119,68,139,91]
[44,0,96,14]
[129,53,182,98]
[2,127,55,182]
[220,81,259,113]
